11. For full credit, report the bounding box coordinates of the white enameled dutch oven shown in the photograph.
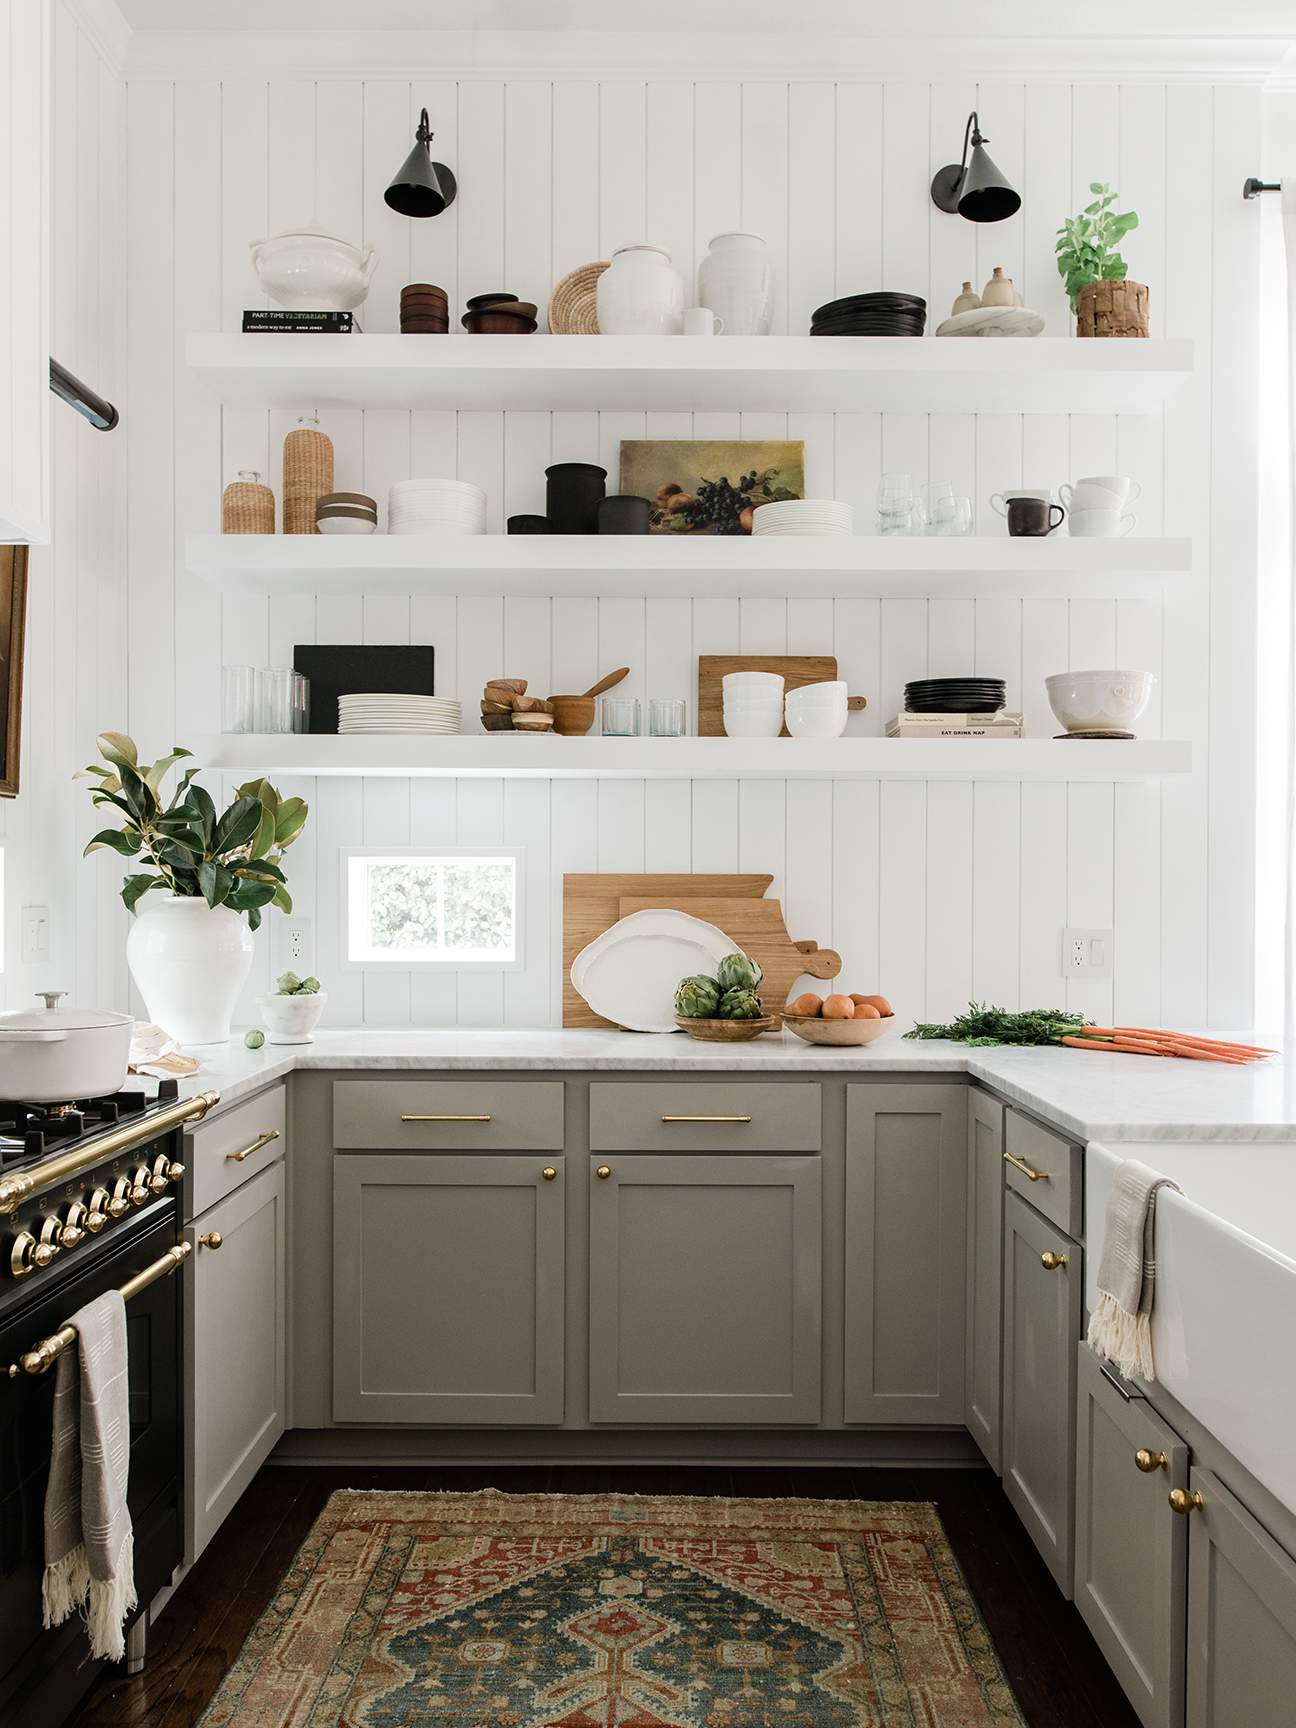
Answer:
[0,992,134,1102]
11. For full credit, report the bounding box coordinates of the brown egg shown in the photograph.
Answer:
[848,993,870,1007]
[787,993,823,1017]
[822,994,856,1020]
[858,994,892,1017]
[855,1003,881,1019]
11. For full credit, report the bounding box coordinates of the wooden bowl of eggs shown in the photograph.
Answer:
[781,992,895,1046]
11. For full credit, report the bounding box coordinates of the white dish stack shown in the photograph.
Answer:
[337,693,463,734]
[784,680,848,738]
[751,499,854,537]
[722,671,785,738]
[387,478,488,536]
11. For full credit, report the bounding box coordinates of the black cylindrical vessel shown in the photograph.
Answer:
[508,514,550,535]
[545,463,607,535]
[598,494,651,535]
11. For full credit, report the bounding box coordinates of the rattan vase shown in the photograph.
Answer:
[222,470,275,534]
[1076,279,1149,338]
[283,423,334,534]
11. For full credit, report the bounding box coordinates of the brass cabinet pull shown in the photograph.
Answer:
[1136,1449,1168,1473]
[227,1129,280,1163]
[661,1115,752,1124]
[1169,1488,1205,1515]
[1040,1251,1067,1271]
[1004,1151,1048,1182]
[198,1232,223,1250]
[401,1114,491,1123]
[542,1167,557,1180]
[596,1166,611,1179]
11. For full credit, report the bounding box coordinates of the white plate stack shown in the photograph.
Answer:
[387,479,488,537]
[751,499,854,537]
[337,693,462,734]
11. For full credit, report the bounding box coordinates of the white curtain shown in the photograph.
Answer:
[1280,185,1296,1039]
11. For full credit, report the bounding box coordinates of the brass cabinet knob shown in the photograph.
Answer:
[1169,1488,1205,1515]
[198,1231,223,1250]
[1040,1251,1067,1270]
[596,1166,611,1179]
[542,1167,557,1180]
[1136,1449,1168,1474]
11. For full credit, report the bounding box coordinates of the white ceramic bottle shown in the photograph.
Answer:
[697,232,774,336]
[595,244,685,335]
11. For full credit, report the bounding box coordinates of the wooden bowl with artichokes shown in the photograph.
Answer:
[674,954,777,1041]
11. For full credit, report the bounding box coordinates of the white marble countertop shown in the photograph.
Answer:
[165,1025,1296,1144]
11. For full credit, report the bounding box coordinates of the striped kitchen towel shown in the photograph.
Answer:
[1087,1159,1182,1382]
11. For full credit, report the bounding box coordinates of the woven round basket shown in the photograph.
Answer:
[548,262,609,335]
[222,472,274,534]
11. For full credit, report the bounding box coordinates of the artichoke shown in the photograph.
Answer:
[675,974,721,1018]
[718,987,764,1021]
[717,952,763,994]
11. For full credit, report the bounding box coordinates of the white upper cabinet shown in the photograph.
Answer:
[0,0,48,544]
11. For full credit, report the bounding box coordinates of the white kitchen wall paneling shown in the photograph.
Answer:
[95,62,1258,1030]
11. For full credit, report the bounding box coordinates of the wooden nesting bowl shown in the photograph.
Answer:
[674,1014,778,1042]
[481,713,515,731]
[549,695,596,735]
[780,1013,896,1046]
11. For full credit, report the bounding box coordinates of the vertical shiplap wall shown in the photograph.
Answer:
[116,64,1258,1031]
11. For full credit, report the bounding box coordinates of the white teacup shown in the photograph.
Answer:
[1059,482,1123,513]
[1077,475,1141,506]
[684,307,724,336]
[990,487,1055,517]
[1068,508,1136,538]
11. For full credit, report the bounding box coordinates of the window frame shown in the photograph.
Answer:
[341,846,526,973]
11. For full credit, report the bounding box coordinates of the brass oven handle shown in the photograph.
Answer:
[227,1129,280,1163]
[401,1114,491,1123]
[1004,1151,1048,1182]
[7,1242,193,1376]
[661,1115,753,1124]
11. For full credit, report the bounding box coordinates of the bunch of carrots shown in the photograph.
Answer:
[1060,1028,1276,1065]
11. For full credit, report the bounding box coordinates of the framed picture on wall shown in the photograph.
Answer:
[0,546,28,798]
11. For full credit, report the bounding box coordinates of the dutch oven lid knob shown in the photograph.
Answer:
[36,992,66,1011]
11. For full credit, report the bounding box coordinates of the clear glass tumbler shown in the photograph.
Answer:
[648,698,686,737]
[259,667,296,734]
[292,671,310,733]
[221,665,256,734]
[601,696,641,736]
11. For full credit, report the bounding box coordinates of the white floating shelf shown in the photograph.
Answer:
[186,333,1194,416]
[195,735,1192,783]
[186,534,1190,602]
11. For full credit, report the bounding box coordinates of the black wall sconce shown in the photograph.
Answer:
[931,112,1020,224]
[384,108,457,219]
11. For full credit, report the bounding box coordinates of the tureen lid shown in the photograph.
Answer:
[249,218,364,251]
[0,993,133,1032]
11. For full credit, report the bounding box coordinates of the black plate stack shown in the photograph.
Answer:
[905,677,1005,714]
[810,293,927,337]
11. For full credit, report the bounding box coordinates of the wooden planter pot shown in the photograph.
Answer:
[1076,279,1149,338]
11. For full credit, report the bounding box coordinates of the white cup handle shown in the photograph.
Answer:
[713,314,724,333]
[1119,514,1136,537]
[1124,481,1142,505]
[989,493,1007,516]
[1058,484,1074,509]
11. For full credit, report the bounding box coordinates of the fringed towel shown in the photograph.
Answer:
[1087,1159,1182,1382]
[42,1289,136,1661]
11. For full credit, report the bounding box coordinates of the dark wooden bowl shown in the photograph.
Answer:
[481,714,515,731]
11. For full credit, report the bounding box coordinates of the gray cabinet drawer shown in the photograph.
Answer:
[332,1081,564,1150]
[185,1083,286,1219]
[589,1083,820,1152]
[1004,1108,1082,1237]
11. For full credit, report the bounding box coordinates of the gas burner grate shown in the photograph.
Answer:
[0,1079,179,1164]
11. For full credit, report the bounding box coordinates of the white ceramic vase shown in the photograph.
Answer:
[697,232,774,336]
[126,896,256,1046]
[255,992,328,1046]
[595,244,685,335]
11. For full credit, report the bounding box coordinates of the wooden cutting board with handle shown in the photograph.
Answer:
[698,655,867,738]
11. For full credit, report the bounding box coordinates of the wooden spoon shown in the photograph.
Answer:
[582,667,630,699]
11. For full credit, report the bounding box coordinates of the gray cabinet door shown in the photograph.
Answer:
[1186,1464,1296,1728]
[1074,1344,1188,1728]
[333,1155,565,1424]
[966,1087,1005,1470]
[844,1083,967,1425]
[1002,1189,1082,1597]
[588,1154,821,1424]
[186,1160,286,1563]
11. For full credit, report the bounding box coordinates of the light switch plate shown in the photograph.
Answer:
[21,905,50,965]
[1063,927,1113,980]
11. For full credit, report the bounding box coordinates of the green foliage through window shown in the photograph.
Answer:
[350,855,516,963]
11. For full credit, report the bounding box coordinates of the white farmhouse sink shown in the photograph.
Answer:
[1086,1140,1296,1516]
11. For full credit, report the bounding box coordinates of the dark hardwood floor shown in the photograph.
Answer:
[67,1463,1140,1728]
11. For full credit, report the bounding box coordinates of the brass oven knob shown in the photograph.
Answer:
[1169,1488,1205,1515]
[59,1203,88,1249]
[1135,1449,1168,1474]
[151,1154,184,1191]
[39,1216,64,1255]
[127,1168,151,1206]
[86,1189,112,1230]
[110,1178,136,1215]
[9,1231,56,1276]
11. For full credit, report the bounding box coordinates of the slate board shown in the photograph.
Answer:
[293,644,435,733]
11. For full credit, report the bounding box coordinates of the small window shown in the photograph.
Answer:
[344,848,523,969]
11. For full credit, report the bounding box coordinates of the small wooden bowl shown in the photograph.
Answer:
[550,694,596,735]
[512,712,554,731]
[481,713,515,731]
[781,1013,896,1046]
[674,1014,778,1042]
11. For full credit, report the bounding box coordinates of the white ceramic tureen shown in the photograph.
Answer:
[249,220,379,311]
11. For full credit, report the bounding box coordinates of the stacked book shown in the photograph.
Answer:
[242,310,356,333]
[887,712,1025,738]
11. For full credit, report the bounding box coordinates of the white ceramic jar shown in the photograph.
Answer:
[595,244,685,335]
[249,220,379,311]
[126,896,256,1046]
[697,232,774,336]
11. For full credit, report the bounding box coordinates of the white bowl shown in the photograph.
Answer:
[785,710,848,738]
[317,516,378,536]
[723,711,784,738]
[1045,669,1156,732]
[789,680,846,697]
[724,702,786,716]
[255,991,328,1045]
[722,672,784,690]
[1067,507,1135,539]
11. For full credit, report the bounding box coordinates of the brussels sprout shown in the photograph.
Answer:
[717,952,763,994]
[244,1028,265,1048]
[298,976,322,995]
[276,970,302,995]
[675,974,721,1018]
[718,987,764,1021]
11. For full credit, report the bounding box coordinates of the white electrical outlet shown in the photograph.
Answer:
[1063,927,1113,980]
[277,916,314,975]
[21,906,50,965]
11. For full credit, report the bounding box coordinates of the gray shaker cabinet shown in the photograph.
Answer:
[588,1154,822,1424]
[1002,1189,1082,1597]
[844,1083,967,1425]
[1074,1343,1189,1728]
[332,1154,565,1424]
[965,1087,1005,1471]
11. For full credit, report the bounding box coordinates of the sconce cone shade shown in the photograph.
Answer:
[384,111,457,218]
[931,113,1021,224]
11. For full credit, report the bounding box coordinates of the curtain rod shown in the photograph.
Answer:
[49,358,119,431]
[1244,178,1282,200]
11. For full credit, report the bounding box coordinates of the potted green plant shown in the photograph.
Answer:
[77,733,308,1045]
[1055,183,1147,337]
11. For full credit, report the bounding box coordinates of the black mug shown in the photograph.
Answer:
[507,514,549,535]
[598,495,651,535]
[1006,497,1064,537]
[545,462,607,535]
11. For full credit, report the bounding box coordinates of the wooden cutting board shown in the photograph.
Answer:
[697,655,866,737]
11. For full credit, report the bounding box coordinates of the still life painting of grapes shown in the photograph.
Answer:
[619,439,806,535]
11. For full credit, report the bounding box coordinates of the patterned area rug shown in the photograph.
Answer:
[198,1490,1025,1727]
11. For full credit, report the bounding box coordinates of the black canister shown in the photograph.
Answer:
[598,494,651,535]
[508,514,550,534]
[545,462,607,535]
